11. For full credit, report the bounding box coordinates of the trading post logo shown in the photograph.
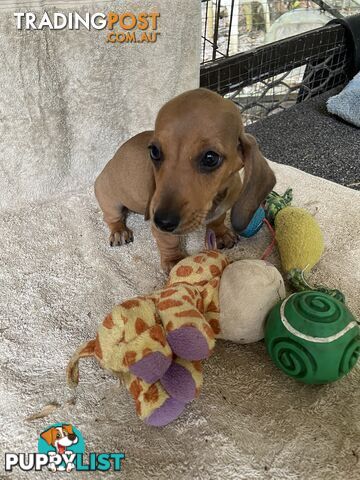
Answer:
[14,11,160,44]
[4,423,125,473]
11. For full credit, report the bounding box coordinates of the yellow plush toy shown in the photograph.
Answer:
[275,206,324,273]
[67,251,285,426]
[265,189,344,302]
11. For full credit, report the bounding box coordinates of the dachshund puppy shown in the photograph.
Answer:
[95,88,275,272]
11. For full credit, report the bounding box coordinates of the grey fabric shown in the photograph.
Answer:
[247,89,360,190]
[1,161,359,480]
[0,0,200,211]
[327,72,360,128]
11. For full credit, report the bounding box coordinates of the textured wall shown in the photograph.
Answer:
[0,0,201,210]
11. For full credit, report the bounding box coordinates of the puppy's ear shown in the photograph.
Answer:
[40,428,55,445]
[231,133,275,233]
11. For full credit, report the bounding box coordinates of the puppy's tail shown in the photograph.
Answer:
[66,340,96,388]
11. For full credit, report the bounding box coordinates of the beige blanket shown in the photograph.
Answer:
[1,160,359,480]
[0,0,200,211]
[0,1,108,10]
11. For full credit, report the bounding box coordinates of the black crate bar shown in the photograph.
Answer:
[200,23,352,98]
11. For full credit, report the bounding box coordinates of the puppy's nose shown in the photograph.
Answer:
[154,210,180,232]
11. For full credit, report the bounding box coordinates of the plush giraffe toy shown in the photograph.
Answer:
[67,251,285,426]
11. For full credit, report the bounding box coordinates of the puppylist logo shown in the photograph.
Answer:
[5,423,125,473]
[14,11,160,44]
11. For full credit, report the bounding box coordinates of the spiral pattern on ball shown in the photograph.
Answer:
[339,337,360,376]
[291,291,342,324]
[269,338,316,379]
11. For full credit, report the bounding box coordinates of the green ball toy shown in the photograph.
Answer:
[265,291,360,384]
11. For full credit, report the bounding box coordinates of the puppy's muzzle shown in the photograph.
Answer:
[153,209,180,233]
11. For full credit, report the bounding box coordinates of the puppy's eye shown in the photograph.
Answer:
[200,151,223,172]
[149,144,161,162]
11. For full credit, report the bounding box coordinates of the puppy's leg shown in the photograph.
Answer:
[103,204,134,247]
[207,213,237,249]
[151,226,185,273]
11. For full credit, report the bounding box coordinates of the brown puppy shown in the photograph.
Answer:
[95,88,275,272]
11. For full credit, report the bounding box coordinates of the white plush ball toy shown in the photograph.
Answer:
[219,259,286,343]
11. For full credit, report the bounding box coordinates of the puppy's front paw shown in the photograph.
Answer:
[109,227,134,247]
[215,227,237,249]
[161,255,185,274]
